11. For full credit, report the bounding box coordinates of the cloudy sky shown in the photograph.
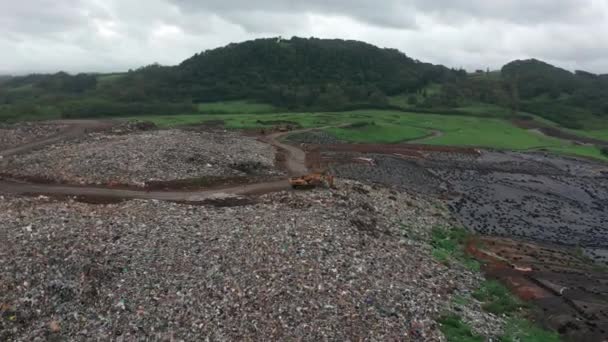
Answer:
[1,0,607,75]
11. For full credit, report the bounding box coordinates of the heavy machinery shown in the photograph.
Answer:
[289,172,335,189]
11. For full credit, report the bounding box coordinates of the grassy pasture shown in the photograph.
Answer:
[198,100,279,114]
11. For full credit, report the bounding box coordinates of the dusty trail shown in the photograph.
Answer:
[0,121,308,202]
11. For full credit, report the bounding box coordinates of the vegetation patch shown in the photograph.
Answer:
[473,280,524,315]
[198,100,278,114]
[438,315,484,342]
[439,314,561,342]
[430,227,480,271]
[324,121,429,143]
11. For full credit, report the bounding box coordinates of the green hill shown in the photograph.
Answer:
[106,37,463,110]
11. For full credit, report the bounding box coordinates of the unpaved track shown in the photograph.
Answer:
[265,130,311,176]
[0,179,289,202]
[0,121,303,202]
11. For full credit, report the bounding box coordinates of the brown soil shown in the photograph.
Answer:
[467,237,608,342]
[308,143,481,155]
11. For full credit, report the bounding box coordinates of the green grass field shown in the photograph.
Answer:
[325,122,429,143]
[572,128,608,140]
[198,100,279,114]
[129,109,607,161]
[455,103,513,118]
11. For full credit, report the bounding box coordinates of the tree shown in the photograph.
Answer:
[407,95,418,105]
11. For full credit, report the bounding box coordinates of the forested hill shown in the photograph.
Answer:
[173,37,462,107]
[112,37,464,109]
[500,59,608,128]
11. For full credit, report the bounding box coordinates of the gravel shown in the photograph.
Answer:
[0,181,503,341]
[1,129,281,186]
[0,123,67,152]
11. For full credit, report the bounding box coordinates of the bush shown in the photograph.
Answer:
[473,280,524,315]
[431,227,480,271]
[438,315,484,342]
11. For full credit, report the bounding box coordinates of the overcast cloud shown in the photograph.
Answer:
[1,0,607,75]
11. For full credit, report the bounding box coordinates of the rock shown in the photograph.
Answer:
[49,321,61,333]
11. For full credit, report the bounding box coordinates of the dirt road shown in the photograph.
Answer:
[0,179,289,203]
[0,121,304,202]
[265,130,310,176]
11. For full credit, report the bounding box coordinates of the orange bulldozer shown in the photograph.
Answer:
[289,172,335,189]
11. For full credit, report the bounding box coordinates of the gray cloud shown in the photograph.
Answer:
[169,0,416,29]
[0,0,607,74]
